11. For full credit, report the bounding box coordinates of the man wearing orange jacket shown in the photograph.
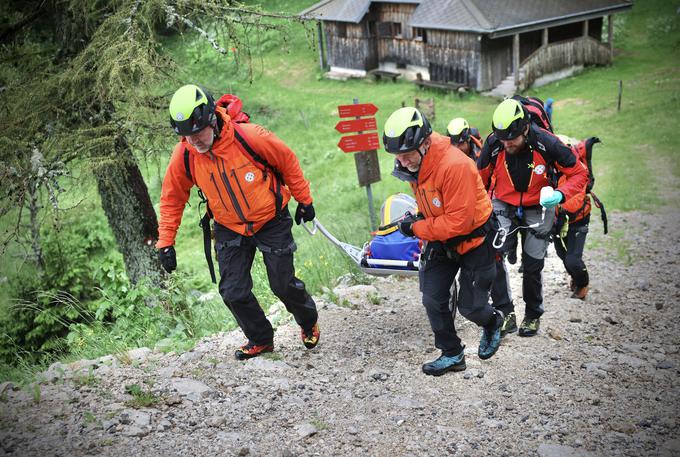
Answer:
[384,107,504,376]
[157,84,319,360]
[478,99,589,337]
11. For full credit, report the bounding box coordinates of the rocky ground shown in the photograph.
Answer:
[1,208,679,457]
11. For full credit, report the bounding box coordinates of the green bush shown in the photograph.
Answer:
[0,208,116,366]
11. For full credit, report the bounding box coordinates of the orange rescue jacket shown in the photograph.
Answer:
[411,132,493,255]
[157,107,312,248]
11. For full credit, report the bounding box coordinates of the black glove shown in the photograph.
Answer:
[159,246,177,273]
[398,220,415,237]
[294,202,315,225]
[398,211,423,238]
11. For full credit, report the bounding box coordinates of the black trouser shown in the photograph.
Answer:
[554,215,590,288]
[214,207,318,346]
[419,235,497,356]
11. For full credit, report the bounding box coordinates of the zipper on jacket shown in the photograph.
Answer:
[231,169,251,210]
[217,159,251,232]
[209,173,231,214]
[420,188,434,216]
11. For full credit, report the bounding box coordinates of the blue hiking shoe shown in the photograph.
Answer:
[422,350,466,376]
[479,310,503,360]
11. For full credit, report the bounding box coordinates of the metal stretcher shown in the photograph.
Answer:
[302,218,420,277]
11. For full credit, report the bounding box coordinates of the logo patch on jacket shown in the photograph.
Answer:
[533,164,546,175]
[432,197,441,208]
[245,172,255,182]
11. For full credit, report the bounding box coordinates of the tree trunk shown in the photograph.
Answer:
[94,135,162,285]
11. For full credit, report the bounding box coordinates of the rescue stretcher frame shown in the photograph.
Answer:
[302,219,420,277]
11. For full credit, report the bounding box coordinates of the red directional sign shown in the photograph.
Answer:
[335,117,377,134]
[338,103,379,118]
[338,132,380,153]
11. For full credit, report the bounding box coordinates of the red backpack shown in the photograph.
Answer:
[570,137,608,233]
[512,95,553,133]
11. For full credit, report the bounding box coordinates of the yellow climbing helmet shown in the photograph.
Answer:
[447,117,470,144]
[492,98,528,141]
[383,107,432,154]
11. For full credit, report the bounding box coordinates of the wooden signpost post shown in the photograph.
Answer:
[336,99,381,231]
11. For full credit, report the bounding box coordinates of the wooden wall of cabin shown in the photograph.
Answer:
[373,3,424,66]
[479,35,513,91]
[425,30,480,87]
[324,21,376,70]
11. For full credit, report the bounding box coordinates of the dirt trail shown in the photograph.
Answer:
[1,207,679,456]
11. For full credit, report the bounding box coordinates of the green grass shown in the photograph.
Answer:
[124,383,160,408]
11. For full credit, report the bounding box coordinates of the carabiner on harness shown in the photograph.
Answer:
[492,207,547,250]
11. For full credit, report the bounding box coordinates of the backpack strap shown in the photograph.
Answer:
[232,123,285,214]
[591,192,608,235]
[183,147,193,182]
[584,137,600,193]
[183,146,217,284]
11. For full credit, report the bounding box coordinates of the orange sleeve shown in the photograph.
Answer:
[412,160,480,241]
[552,141,589,202]
[240,124,312,205]
[559,174,588,214]
[156,144,194,248]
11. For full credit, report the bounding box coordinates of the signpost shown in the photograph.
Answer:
[337,103,378,118]
[337,132,380,153]
[336,99,381,231]
[335,118,377,134]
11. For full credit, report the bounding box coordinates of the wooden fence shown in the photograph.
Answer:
[519,37,611,90]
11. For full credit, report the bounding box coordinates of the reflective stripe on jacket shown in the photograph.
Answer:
[157,107,312,248]
[411,132,493,255]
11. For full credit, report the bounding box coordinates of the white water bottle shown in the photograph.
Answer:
[540,186,554,208]
[537,186,555,224]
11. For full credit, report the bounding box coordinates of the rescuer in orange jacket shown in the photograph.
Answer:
[157,84,319,360]
[552,135,601,301]
[385,107,504,376]
[478,99,589,338]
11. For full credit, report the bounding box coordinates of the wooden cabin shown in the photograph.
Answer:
[301,0,633,92]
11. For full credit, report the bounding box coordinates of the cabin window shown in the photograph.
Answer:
[368,21,377,37]
[413,27,427,43]
[377,22,402,38]
[378,22,392,38]
[392,22,402,38]
[336,22,347,38]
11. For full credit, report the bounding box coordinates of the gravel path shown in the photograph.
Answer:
[1,208,679,457]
